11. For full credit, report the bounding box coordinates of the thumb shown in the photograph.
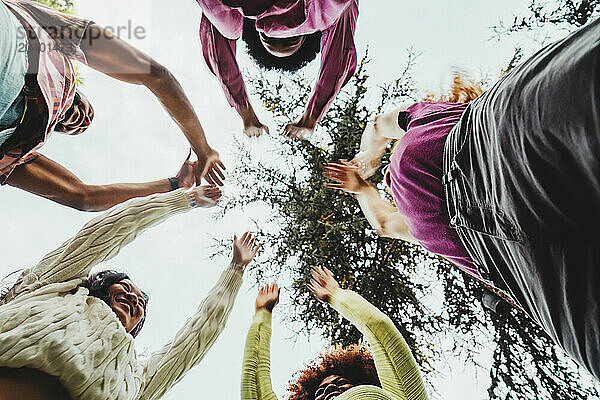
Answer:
[184,148,192,163]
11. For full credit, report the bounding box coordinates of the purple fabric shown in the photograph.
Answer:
[197,0,358,122]
[389,102,478,277]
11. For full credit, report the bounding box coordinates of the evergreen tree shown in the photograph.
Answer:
[214,50,600,398]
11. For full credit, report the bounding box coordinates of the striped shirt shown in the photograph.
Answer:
[0,0,91,183]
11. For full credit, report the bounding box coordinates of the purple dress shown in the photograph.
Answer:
[389,102,477,277]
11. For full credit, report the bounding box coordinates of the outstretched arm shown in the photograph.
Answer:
[309,267,428,400]
[138,233,261,400]
[324,161,414,242]
[283,1,358,139]
[352,104,414,178]
[1,187,216,304]
[79,23,225,185]
[7,152,196,212]
[242,284,280,400]
[199,15,269,138]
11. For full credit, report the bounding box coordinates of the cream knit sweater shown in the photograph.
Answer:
[0,190,244,400]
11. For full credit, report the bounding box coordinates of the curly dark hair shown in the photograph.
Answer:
[84,270,149,338]
[287,344,381,400]
[241,18,322,72]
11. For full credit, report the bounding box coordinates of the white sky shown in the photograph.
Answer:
[0,1,571,399]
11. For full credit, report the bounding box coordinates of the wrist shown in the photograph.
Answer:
[299,114,317,129]
[230,260,246,272]
[167,177,179,191]
[255,305,273,314]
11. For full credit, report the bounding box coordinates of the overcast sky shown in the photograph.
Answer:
[0,1,570,399]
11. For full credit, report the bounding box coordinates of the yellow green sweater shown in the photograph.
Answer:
[241,289,428,400]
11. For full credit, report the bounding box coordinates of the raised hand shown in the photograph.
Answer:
[196,147,226,186]
[324,160,369,194]
[239,105,270,137]
[255,283,280,312]
[232,232,261,267]
[174,149,197,189]
[282,116,317,140]
[308,267,340,303]
[350,149,381,179]
[190,184,222,208]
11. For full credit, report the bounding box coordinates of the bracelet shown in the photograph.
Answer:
[229,261,246,272]
[185,192,197,208]
[168,177,179,191]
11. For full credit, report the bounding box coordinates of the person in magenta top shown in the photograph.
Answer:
[324,95,480,279]
[197,0,358,139]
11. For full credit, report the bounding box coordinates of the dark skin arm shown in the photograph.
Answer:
[79,23,225,185]
[6,153,196,212]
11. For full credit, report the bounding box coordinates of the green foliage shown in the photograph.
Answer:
[214,50,600,398]
[493,0,599,37]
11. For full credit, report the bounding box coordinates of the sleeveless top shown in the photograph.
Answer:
[389,102,478,277]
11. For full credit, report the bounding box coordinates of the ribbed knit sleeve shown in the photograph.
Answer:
[329,290,429,400]
[137,265,244,400]
[2,190,194,304]
[241,308,278,400]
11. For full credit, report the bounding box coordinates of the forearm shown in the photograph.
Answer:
[7,155,174,212]
[329,289,428,400]
[143,65,210,154]
[78,179,173,212]
[3,190,194,302]
[242,309,275,400]
[255,310,278,400]
[356,184,396,234]
[140,265,244,400]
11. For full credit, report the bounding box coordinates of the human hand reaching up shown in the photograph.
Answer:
[255,283,280,312]
[239,105,270,137]
[282,115,317,140]
[324,160,370,194]
[232,232,261,268]
[196,147,226,186]
[308,267,340,303]
[174,149,197,189]
[189,184,222,208]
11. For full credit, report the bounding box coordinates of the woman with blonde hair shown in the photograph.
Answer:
[325,18,600,381]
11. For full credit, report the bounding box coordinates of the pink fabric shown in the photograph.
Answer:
[0,0,89,182]
[389,102,478,277]
[198,0,358,121]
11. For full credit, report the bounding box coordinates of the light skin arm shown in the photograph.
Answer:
[324,161,415,242]
[79,23,225,185]
[6,151,196,212]
[352,103,413,178]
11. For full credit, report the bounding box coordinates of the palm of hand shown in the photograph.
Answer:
[308,267,340,302]
[283,122,314,140]
[255,284,280,312]
[324,162,366,194]
[232,232,261,266]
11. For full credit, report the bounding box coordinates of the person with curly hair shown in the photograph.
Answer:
[325,17,600,381]
[0,185,262,400]
[241,268,428,400]
[1,0,226,212]
[197,0,358,139]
